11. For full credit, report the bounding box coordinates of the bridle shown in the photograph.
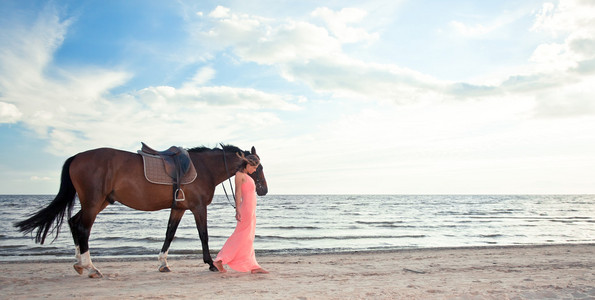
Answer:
[220,143,237,209]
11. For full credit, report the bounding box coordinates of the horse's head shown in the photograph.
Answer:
[248,146,268,196]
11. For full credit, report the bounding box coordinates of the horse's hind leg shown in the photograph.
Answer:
[158,208,185,272]
[71,200,109,278]
[68,211,84,274]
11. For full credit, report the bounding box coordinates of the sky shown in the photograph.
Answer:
[1,0,594,195]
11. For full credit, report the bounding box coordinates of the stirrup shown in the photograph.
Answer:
[175,189,185,202]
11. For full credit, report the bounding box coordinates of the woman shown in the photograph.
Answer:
[214,153,268,274]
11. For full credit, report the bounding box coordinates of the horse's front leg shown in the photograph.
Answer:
[158,208,185,272]
[191,205,216,271]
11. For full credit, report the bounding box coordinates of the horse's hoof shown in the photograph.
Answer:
[88,269,103,278]
[159,265,171,272]
[73,264,84,275]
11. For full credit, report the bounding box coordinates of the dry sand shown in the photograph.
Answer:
[1,244,593,299]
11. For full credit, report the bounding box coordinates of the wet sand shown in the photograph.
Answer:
[1,244,593,299]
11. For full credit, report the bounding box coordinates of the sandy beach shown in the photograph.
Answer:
[1,244,593,299]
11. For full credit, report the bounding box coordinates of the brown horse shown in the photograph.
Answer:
[14,144,267,278]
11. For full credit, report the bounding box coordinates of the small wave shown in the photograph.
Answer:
[93,236,163,243]
[93,236,207,243]
[255,234,426,241]
[94,246,156,257]
[466,216,592,220]
[356,220,404,224]
[167,249,203,255]
[355,221,403,226]
[479,234,504,238]
[375,224,418,228]
[6,246,72,258]
[263,226,319,230]
[0,245,27,252]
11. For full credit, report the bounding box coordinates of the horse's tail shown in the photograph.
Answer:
[14,155,77,244]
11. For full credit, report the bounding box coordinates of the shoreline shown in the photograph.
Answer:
[2,242,593,264]
[0,243,595,265]
[1,244,593,299]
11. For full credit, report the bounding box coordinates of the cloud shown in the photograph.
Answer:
[532,79,595,118]
[0,4,301,155]
[199,6,445,103]
[531,0,595,36]
[311,7,379,43]
[137,84,300,110]
[465,0,595,109]
[209,5,230,18]
[199,6,346,63]
[447,6,529,38]
[0,5,71,81]
[200,5,273,53]
[201,14,341,65]
[185,66,215,87]
[0,102,22,123]
[284,56,447,103]
[530,0,595,63]
[195,4,595,117]
[522,0,595,117]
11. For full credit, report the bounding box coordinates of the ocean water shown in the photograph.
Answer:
[0,194,593,262]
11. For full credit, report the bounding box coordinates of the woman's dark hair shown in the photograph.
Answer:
[236,152,260,171]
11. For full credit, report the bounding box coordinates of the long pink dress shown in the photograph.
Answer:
[215,175,261,272]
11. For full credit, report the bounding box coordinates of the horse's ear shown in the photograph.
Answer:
[251,146,257,155]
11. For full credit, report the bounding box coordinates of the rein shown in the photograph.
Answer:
[220,143,236,209]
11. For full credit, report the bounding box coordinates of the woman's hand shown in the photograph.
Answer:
[235,210,241,222]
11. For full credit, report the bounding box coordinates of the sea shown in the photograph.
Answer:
[1,194,593,262]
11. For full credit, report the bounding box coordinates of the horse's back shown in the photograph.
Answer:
[71,147,138,173]
[69,148,140,195]
[75,147,134,159]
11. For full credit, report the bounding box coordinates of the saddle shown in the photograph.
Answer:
[138,142,196,205]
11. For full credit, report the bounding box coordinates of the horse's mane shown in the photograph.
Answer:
[187,144,248,155]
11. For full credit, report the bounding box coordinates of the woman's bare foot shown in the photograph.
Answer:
[214,260,226,273]
[251,268,269,274]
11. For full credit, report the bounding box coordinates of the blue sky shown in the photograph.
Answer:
[1,0,594,194]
